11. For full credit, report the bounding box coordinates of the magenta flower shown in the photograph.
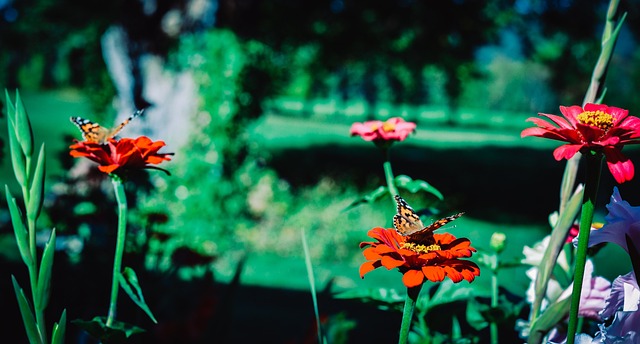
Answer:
[578,187,640,255]
[350,117,416,143]
[521,103,640,183]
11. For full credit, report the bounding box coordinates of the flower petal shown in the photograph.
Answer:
[359,261,380,278]
[604,147,635,184]
[402,269,425,288]
[381,256,405,270]
[553,144,583,161]
[422,265,445,282]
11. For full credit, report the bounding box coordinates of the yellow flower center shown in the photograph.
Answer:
[402,242,441,255]
[381,121,396,132]
[577,110,614,131]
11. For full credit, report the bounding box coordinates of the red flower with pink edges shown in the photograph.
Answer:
[521,103,640,183]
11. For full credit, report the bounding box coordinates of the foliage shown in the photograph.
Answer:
[5,90,66,344]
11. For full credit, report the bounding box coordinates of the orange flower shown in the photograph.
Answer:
[70,136,173,175]
[359,227,480,288]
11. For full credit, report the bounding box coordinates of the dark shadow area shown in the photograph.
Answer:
[267,144,640,224]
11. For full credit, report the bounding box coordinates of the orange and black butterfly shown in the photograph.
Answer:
[70,109,144,144]
[393,195,463,241]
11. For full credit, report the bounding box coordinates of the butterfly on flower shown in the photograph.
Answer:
[70,109,144,144]
[393,195,464,241]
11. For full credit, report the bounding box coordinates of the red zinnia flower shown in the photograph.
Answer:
[70,136,173,175]
[350,117,416,143]
[521,103,640,183]
[359,227,480,288]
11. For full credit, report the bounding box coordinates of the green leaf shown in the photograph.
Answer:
[118,267,158,323]
[301,229,325,344]
[528,297,571,344]
[6,91,27,186]
[344,186,388,210]
[394,175,444,200]
[530,185,582,323]
[5,185,33,267]
[72,317,145,344]
[28,143,46,221]
[14,89,34,157]
[427,279,475,309]
[51,309,67,344]
[36,229,56,312]
[466,298,489,330]
[11,275,42,344]
[335,288,404,311]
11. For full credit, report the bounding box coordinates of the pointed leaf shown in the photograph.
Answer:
[14,90,34,157]
[558,155,579,213]
[528,297,571,344]
[28,143,46,220]
[36,229,56,311]
[394,175,443,200]
[6,94,27,185]
[5,89,16,119]
[72,316,145,343]
[344,186,388,210]
[51,309,67,344]
[301,229,324,344]
[5,185,33,267]
[11,276,42,344]
[530,185,582,323]
[118,267,157,323]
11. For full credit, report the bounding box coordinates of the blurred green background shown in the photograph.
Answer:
[1,0,640,342]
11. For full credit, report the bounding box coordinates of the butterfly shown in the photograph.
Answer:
[70,109,144,144]
[393,195,464,240]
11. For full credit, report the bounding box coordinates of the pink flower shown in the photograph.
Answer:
[350,117,416,143]
[521,104,640,183]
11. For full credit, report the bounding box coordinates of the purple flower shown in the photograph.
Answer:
[600,272,640,338]
[574,187,640,254]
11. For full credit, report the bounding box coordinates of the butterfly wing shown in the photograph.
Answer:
[71,109,144,144]
[107,109,145,139]
[422,212,465,234]
[70,117,110,144]
[393,195,465,242]
[393,195,425,236]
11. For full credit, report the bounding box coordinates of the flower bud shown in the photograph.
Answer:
[490,232,507,253]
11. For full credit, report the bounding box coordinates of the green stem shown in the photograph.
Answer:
[383,149,399,202]
[106,176,128,327]
[566,152,602,344]
[490,267,499,344]
[398,285,422,344]
[24,155,46,343]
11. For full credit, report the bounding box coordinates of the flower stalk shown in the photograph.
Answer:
[383,149,399,202]
[398,285,422,344]
[106,176,128,327]
[566,152,603,344]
